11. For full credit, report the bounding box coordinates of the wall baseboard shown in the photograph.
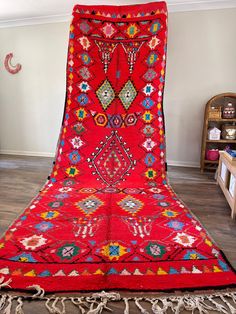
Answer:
[167,159,200,168]
[0,149,200,168]
[0,149,55,158]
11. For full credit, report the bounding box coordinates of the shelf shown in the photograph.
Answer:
[208,118,236,122]
[204,160,219,164]
[206,140,236,143]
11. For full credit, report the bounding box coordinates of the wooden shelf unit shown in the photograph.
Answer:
[217,151,236,219]
[201,93,236,172]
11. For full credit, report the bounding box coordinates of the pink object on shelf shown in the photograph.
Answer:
[206,149,219,161]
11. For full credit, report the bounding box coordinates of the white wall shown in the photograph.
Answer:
[0,8,236,166]
[0,23,69,156]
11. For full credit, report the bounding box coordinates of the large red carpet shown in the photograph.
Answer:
[0,1,235,296]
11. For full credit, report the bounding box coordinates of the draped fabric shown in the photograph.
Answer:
[0,2,235,292]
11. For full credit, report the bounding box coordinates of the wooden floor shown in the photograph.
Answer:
[0,154,235,313]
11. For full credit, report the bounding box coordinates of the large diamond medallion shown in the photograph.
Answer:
[118,80,137,110]
[88,131,136,185]
[96,79,115,110]
[117,195,144,215]
[75,195,104,215]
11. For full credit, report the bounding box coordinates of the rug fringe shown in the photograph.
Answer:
[0,289,235,313]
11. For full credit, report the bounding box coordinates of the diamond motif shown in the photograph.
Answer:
[102,23,116,38]
[143,69,157,82]
[117,195,143,215]
[75,195,104,215]
[118,80,137,110]
[142,138,157,152]
[96,80,115,110]
[87,131,136,185]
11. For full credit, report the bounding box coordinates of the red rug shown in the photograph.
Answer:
[0,1,235,295]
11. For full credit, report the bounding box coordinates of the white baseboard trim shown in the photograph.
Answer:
[167,160,200,168]
[0,150,200,168]
[0,150,55,158]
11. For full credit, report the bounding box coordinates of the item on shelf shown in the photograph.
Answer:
[206,149,219,161]
[208,106,221,119]
[222,102,235,119]
[208,126,221,140]
[225,149,236,158]
[222,124,236,140]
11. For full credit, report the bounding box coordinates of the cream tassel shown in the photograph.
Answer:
[15,297,24,314]
[134,298,149,314]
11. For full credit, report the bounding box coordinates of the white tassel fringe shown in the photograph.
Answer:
[0,281,235,314]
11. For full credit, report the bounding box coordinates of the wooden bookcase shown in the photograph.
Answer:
[201,93,236,172]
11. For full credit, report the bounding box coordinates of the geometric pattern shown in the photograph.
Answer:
[96,79,115,110]
[118,80,137,110]
[87,131,136,186]
[75,195,104,215]
[117,195,144,215]
[0,2,235,294]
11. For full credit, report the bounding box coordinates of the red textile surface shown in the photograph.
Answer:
[0,2,235,292]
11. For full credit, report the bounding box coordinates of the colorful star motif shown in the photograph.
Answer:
[35,222,54,232]
[145,242,166,258]
[20,235,47,250]
[148,36,160,50]
[142,97,154,109]
[80,52,91,65]
[118,80,137,110]
[142,138,157,152]
[143,84,155,96]
[144,154,156,167]
[167,220,184,231]
[162,209,179,218]
[118,195,143,215]
[147,52,158,66]
[142,111,154,123]
[149,20,161,34]
[48,201,63,208]
[126,23,139,38]
[173,233,196,247]
[79,20,91,34]
[79,36,91,50]
[101,242,127,260]
[57,243,80,260]
[75,195,104,215]
[77,94,89,105]
[145,168,157,180]
[66,166,79,177]
[78,81,90,93]
[70,136,84,149]
[69,151,81,164]
[40,211,59,220]
[96,79,115,110]
[143,69,157,82]
[76,108,87,121]
[102,23,116,38]
[143,125,155,137]
[73,122,85,135]
[78,67,92,80]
